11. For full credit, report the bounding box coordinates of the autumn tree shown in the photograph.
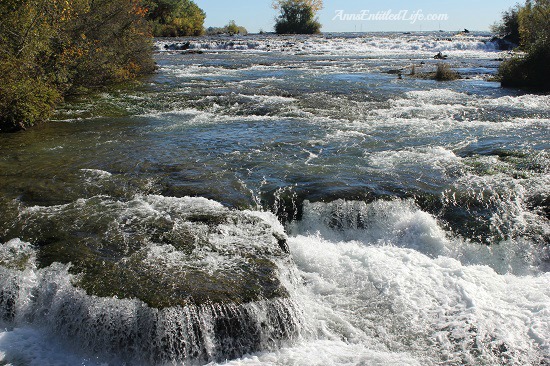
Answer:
[0,0,155,132]
[273,0,322,34]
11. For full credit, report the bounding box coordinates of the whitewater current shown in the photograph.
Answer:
[0,33,549,365]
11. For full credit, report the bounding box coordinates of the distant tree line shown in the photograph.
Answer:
[206,21,248,36]
[494,0,550,90]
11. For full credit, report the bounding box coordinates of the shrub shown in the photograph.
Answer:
[0,0,155,131]
[500,47,550,89]
[0,61,60,132]
[434,63,460,81]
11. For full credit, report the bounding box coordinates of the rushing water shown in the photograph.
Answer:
[0,32,549,365]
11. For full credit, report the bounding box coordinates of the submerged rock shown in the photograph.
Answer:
[0,195,303,363]
[5,195,292,308]
[181,50,204,54]
[164,41,191,51]
[386,69,403,75]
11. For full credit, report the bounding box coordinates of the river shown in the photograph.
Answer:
[0,32,549,365]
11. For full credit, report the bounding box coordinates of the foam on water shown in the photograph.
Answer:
[2,196,549,365]
[209,198,550,365]
[367,146,462,177]
[156,33,503,58]
[293,199,549,275]
[399,89,550,113]
[284,234,550,365]
[214,340,421,366]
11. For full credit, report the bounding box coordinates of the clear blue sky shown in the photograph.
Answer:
[194,0,521,33]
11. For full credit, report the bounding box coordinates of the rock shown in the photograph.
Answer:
[386,69,403,75]
[10,195,292,308]
[164,41,191,51]
[434,52,448,60]
[2,196,303,363]
[181,41,191,50]
[181,50,204,55]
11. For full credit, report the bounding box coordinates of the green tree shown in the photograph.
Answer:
[499,0,550,89]
[273,0,322,34]
[147,0,205,37]
[517,0,550,50]
[272,0,323,12]
[226,20,240,35]
[490,5,521,45]
[225,20,248,35]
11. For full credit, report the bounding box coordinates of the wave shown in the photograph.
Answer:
[291,198,549,275]
[286,233,550,366]
[156,33,502,57]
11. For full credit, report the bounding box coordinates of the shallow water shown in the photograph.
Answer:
[0,32,549,365]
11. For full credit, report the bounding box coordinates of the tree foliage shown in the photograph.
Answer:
[147,0,205,37]
[517,0,550,50]
[0,0,155,132]
[273,0,323,12]
[490,5,521,45]
[274,0,322,34]
[499,0,550,89]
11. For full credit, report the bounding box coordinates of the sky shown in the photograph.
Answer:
[194,0,521,33]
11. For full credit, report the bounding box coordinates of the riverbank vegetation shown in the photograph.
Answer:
[497,0,550,90]
[0,0,157,132]
[273,0,322,34]
[0,0,208,132]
